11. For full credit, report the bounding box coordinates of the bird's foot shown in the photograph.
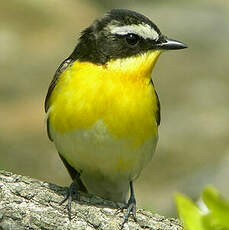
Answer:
[60,181,79,220]
[120,194,137,229]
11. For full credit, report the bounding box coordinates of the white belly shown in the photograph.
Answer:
[50,120,158,202]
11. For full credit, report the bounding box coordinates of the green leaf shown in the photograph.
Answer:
[202,186,229,229]
[176,193,203,230]
[202,213,229,230]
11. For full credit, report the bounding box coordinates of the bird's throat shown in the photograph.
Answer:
[106,50,162,83]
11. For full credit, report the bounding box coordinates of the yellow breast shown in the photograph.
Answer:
[47,50,161,146]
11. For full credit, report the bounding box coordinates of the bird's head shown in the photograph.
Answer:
[72,9,187,74]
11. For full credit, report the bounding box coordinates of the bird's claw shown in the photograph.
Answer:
[120,195,137,229]
[60,182,79,220]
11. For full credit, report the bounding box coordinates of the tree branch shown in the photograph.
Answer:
[0,170,183,230]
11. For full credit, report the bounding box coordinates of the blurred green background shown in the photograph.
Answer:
[1,0,229,217]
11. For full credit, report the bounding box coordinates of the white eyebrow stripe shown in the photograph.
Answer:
[110,24,159,41]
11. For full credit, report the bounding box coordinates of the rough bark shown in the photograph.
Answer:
[0,170,183,230]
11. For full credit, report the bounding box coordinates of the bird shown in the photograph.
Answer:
[45,9,187,227]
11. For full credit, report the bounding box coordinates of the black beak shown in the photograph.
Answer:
[157,37,187,50]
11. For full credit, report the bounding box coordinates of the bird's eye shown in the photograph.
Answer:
[125,33,139,46]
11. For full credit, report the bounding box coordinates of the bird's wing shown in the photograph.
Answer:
[44,57,73,141]
[45,58,73,112]
[45,58,87,192]
[155,90,161,126]
[150,78,161,126]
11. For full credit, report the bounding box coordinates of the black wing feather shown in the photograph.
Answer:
[45,58,73,141]
[150,78,161,126]
[155,89,161,126]
[45,58,87,191]
[45,58,73,113]
[59,153,87,192]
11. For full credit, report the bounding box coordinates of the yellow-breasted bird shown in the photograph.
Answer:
[45,9,187,227]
